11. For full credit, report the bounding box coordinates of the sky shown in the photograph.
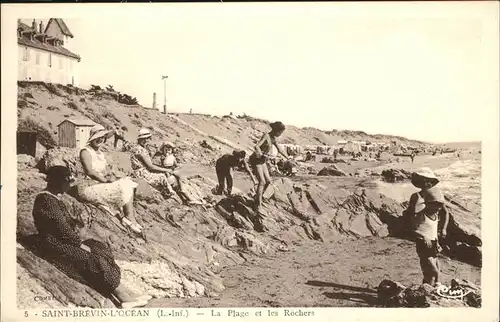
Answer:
[16,3,499,143]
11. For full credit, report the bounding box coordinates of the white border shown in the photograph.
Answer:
[2,3,499,322]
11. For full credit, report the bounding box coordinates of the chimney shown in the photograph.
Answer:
[152,93,157,110]
[39,21,44,34]
[32,19,36,31]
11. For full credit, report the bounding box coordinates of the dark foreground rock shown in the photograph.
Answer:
[317,165,348,176]
[381,168,412,183]
[377,278,481,308]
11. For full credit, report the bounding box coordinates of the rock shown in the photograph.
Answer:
[381,168,412,183]
[37,147,83,175]
[17,245,114,308]
[334,159,347,164]
[235,231,269,255]
[320,157,335,163]
[377,279,481,308]
[18,154,37,169]
[215,196,263,231]
[317,165,348,176]
[200,140,215,151]
[403,284,432,308]
[377,279,406,307]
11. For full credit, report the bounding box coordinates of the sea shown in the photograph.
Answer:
[434,154,481,236]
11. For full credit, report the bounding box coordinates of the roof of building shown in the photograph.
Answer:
[57,119,96,127]
[18,21,80,60]
[46,18,74,38]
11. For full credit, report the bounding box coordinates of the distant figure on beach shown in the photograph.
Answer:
[410,152,416,163]
[130,129,195,204]
[75,125,142,234]
[213,150,257,196]
[33,166,150,308]
[403,167,449,286]
[250,121,289,214]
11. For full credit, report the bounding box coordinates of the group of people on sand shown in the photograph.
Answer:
[31,118,451,308]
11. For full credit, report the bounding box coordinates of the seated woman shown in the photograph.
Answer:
[214,150,257,196]
[130,129,194,204]
[76,125,142,234]
[33,165,151,308]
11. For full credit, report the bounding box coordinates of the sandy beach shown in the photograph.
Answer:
[147,150,482,308]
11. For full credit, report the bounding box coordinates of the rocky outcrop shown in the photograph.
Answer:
[381,169,412,183]
[377,279,481,308]
[18,154,37,169]
[317,165,348,176]
[17,154,482,308]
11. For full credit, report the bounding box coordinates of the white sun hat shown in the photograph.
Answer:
[161,141,176,149]
[87,124,113,143]
[414,167,439,183]
[138,128,152,139]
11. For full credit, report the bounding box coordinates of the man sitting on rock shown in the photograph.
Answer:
[213,150,256,196]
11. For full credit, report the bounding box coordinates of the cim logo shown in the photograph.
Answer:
[435,284,472,299]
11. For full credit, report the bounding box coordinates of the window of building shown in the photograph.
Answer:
[48,53,52,67]
[35,52,40,65]
[22,47,29,61]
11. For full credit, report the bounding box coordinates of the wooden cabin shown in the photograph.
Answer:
[57,119,95,149]
[17,131,37,157]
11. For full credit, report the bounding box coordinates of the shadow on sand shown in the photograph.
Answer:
[306,280,378,306]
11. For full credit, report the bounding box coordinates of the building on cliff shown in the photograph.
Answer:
[18,18,81,86]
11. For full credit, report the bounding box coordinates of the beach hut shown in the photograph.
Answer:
[57,119,95,149]
[17,131,37,157]
[344,141,362,153]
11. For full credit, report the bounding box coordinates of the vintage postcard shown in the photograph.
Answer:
[1,2,499,322]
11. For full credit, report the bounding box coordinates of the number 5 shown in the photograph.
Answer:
[24,311,28,317]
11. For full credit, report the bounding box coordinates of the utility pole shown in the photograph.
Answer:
[161,75,168,114]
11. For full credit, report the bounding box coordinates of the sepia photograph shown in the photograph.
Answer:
[2,2,499,320]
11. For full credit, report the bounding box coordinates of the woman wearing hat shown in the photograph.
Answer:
[77,124,142,233]
[403,167,450,286]
[249,121,290,214]
[130,129,194,204]
[33,165,151,308]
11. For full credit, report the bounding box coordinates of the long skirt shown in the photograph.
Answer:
[77,177,138,217]
[40,235,121,295]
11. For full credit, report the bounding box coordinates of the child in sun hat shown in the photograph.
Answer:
[404,167,450,286]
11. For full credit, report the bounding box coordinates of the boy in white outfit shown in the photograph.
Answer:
[404,167,449,285]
